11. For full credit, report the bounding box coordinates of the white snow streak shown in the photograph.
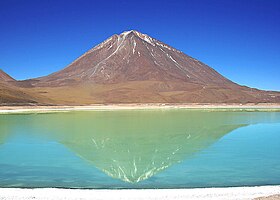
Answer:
[133,40,136,54]
[156,42,181,53]
[120,30,132,38]
[159,47,190,78]
[150,52,156,59]
[143,35,155,45]
[154,61,160,66]
[89,35,125,77]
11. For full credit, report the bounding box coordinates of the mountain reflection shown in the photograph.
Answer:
[1,110,278,183]
[34,111,246,183]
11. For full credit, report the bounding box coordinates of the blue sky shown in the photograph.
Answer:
[0,0,279,91]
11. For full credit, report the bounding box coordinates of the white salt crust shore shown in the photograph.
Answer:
[0,186,279,200]
[0,104,280,114]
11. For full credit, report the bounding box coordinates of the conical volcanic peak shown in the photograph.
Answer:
[34,30,232,87]
[7,30,279,104]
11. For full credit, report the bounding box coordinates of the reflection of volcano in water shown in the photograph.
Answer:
[1,111,278,183]
[65,124,242,183]
[38,111,248,183]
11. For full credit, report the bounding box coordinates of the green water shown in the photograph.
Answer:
[0,110,280,188]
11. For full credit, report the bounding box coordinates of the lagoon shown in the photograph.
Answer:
[0,110,280,188]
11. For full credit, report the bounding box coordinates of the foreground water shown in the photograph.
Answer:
[0,110,279,189]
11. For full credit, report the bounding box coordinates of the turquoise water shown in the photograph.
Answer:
[0,110,279,188]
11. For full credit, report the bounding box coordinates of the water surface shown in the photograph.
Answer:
[0,110,279,188]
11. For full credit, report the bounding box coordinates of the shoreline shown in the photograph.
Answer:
[0,103,280,114]
[0,186,279,200]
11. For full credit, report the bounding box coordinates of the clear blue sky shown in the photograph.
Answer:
[0,0,279,91]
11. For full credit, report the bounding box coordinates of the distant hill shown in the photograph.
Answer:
[0,70,51,105]
[1,30,279,105]
[0,69,15,82]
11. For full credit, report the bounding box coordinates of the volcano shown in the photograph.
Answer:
[34,30,234,86]
[1,30,280,105]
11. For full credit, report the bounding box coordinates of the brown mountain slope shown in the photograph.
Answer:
[0,70,33,104]
[0,80,57,105]
[25,81,279,105]
[0,81,38,105]
[0,69,53,105]
[0,69,15,82]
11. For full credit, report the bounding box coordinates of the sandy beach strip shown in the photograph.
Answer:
[0,103,280,114]
[0,186,279,200]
